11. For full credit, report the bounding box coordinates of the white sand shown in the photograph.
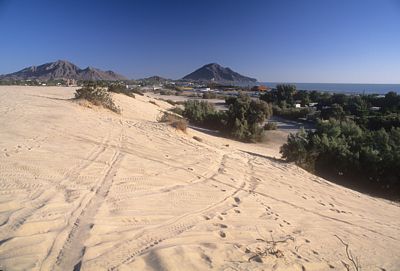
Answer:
[0,86,399,271]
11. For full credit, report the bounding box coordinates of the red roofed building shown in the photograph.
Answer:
[251,85,270,92]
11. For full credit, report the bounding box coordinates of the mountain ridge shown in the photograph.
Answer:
[182,63,257,84]
[0,60,126,81]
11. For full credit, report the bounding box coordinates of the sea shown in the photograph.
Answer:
[260,82,400,95]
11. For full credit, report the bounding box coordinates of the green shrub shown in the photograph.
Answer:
[168,106,184,116]
[264,122,277,130]
[281,119,400,197]
[160,90,174,95]
[108,84,135,98]
[273,106,311,120]
[131,88,144,96]
[202,92,217,99]
[75,86,120,113]
[225,94,273,142]
[183,94,272,142]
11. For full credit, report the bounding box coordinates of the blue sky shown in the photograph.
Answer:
[0,0,399,83]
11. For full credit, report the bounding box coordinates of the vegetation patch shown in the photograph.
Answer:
[108,83,135,98]
[158,112,187,132]
[168,106,184,116]
[74,85,120,113]
[131,88,144,96]
[263,122,277,130]
[182,94,272,142]
[281,119,400,198]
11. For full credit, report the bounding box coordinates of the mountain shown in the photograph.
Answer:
[138,76,170,84]
[0,60,126,81]
[182,63,257,84]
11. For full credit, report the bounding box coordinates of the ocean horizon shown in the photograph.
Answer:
[260,82,400,94]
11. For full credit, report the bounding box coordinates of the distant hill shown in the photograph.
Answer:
[138,76,170,84]
[182,63,257,84]
[0,60,127,81]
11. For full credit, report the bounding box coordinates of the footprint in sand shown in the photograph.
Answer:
[234,209,241,213]
[234,197,240,204]
[213,223,228,229]
[219,231,226,238]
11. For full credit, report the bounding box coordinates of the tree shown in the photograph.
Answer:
[225,94,272,141]
[321,104,345,120]
[276,84,296,106]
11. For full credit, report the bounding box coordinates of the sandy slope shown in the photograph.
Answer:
[0,86,399,271]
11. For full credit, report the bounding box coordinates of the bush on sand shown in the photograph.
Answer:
[75,86,120,113]
[158,112,187,132]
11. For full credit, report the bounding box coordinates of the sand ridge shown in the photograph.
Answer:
[0,86,399,271]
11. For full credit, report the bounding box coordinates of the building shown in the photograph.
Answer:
[251,85,270,92]
[195,87,211,92]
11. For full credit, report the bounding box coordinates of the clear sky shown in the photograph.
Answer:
[0,0,399,83]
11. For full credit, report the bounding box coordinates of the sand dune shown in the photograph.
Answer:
[0,86,399,271]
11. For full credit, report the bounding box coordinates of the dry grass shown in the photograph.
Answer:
[171,119,187,132]
[158,111,187,132]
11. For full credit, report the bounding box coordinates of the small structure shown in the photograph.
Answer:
[195,87,211,92]
[251,85,270,92]
[66,79,77,86]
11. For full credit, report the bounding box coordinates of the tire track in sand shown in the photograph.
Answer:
[0,134,112,243]
[83,155,246,270]
[41,117,126,271]
[52,150,124,271]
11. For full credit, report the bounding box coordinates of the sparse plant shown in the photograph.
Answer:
[334,235,361,271]
[172,118,187,132]
[158,111,187,132]
[247,231,294,263]
[108,84,135,98]
[75,86,120,113]
[131,88,144,96]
